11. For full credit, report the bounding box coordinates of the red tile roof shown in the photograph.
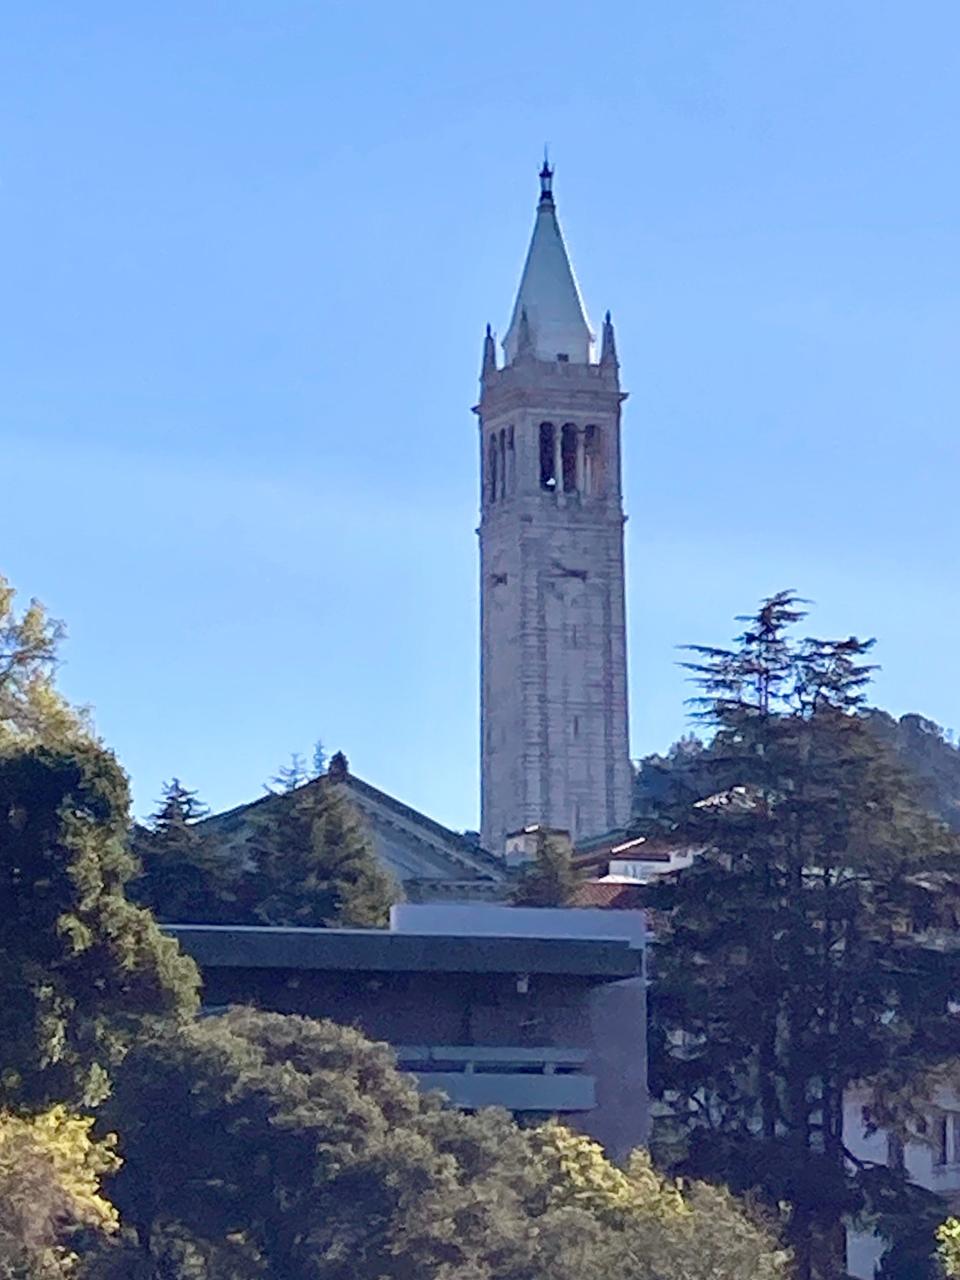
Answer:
[568,882,647,910]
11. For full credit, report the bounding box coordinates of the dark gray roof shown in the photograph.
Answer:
[166,924,641,980]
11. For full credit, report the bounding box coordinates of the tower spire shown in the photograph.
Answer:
[539,150,554,206]
[502,159,593,365]
[600,310,619,368]
[481,323,497,377]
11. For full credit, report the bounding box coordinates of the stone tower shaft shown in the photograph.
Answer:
[477,167,632,855]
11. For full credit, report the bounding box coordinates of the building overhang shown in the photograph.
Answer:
[166,924,642,980]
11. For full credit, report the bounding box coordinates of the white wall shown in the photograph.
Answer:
[391,902,646,950]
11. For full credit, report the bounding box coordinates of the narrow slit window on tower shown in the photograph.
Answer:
[561,424,578,493]
[499,428,507,499]
[539,422,556,491]
[488,433,498,504]
[507,426,515,494]
[584,424,603,496]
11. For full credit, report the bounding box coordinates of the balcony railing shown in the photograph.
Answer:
[394,1045,595,1113]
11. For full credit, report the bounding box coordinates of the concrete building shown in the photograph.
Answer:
[477,161,632,855]
[844,1085,960,1277]
[167,903,648,1161]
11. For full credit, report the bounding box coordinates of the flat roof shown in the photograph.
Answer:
[165,925,641,980]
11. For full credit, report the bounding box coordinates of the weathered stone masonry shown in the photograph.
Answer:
[477,164,632,854]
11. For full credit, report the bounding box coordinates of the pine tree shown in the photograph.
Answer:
[0,743,199,1109]
[131,779,233,924]
[645,592,960,1280]
[242,777,397,927]
[511,829,579,907]
[268,753,309,793]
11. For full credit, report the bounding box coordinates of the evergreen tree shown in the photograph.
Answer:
[131,780,232,924]
[311,740,327,777]
[242,777,397,927]
[511,829,580,907]
[268,753,308,793]
[644,592,960,1280]
[0,744,199,1109]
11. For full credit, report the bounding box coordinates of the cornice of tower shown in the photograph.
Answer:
[475,359,626,419]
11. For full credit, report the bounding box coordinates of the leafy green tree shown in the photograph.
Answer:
[528,1122,790,1280]
[0,743,199,1108]
[511,829,579,907]
[645,592,960,1280]
[938,1217,960,1277]
[101,1008,789,1280]
[101,1009,519,1280]
[0,576,88,749]
[242,777,397,927]
[0,1106,120,1279]
[131,781,233,925]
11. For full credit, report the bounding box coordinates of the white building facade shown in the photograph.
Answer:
[477,164,632,855]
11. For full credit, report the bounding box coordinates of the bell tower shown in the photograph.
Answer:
[477,162,632,855]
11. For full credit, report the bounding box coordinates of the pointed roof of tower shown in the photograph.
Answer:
[502,160,594,366]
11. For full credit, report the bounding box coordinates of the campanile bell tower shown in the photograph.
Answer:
[477,163,632,855]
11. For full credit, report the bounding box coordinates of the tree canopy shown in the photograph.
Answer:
[510,829,579,907]
[0,576,88,749]
[0,743,199,1109]
[100,1007,790,1280]
[0,1106,119,1280]
[643,592,960,1280]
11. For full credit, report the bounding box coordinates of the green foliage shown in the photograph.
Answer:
[131,781,232,925]
[938,1217,960,1277]
[865,710,960,832]
[0,1106,119,1279]
[0,577,88,750]
[645,592,960,1280]
[0,744,199,1108]
[101,1008,789,1280]
[511,829,579,907]
[528,1124,790,1280]
[240,777,398,927]
[134,776,397,928]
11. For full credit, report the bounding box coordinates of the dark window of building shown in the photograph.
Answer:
[561,423,578,493]
[584,424,603,496]
[539,422,556,490]
[488,433,498,504]
[499,428,507,499]
[556,353,569,363]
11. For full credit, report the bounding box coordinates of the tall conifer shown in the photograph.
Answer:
[244,778,397,927]
[646,592,960,1279]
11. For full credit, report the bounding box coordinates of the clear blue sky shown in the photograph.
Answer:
[3,2,958,827]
